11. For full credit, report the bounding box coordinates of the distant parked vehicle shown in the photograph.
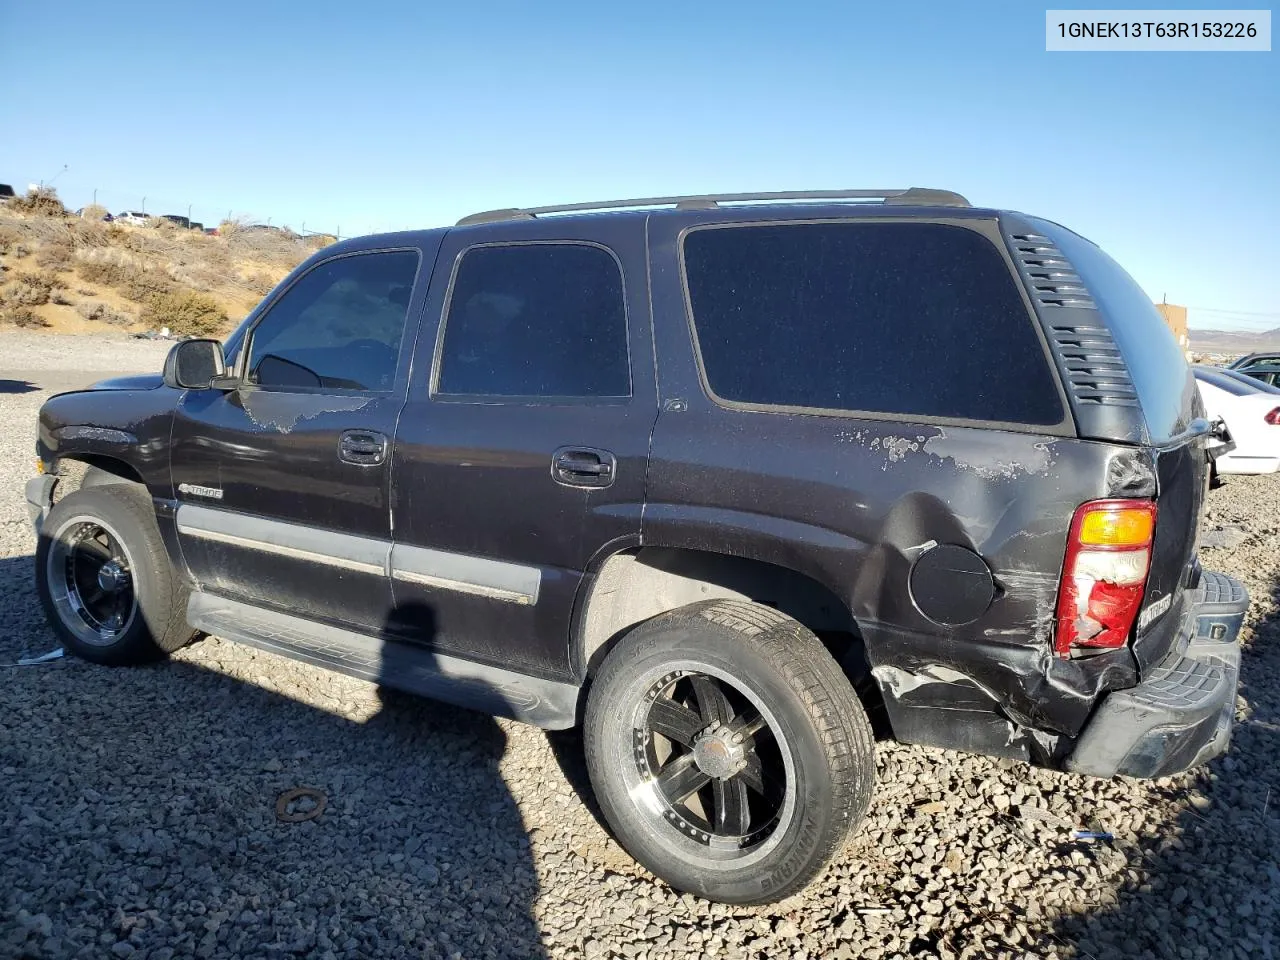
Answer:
[115,211,149,227]
[1193,366,1280,476]
[161,214,191,229]
[189,221,204,232]
[0,184,16,203]
[1228,352,1280,388]
[203,227,219,236]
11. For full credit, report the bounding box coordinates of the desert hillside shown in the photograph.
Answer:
[0,189,330,338]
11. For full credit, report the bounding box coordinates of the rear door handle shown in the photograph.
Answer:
[551,447,616,488]
[338,430,389,466]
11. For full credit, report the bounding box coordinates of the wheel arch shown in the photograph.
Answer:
[570,545,883,723]
[73,455,147,487]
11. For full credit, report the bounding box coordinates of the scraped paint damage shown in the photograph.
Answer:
[240,392,371,433]
[836,426,1058,479]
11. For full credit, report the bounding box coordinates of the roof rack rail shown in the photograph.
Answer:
[456,187,970,226]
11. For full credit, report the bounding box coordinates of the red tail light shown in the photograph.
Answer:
[1054,499,1157,658]
[1266,407,1280,425]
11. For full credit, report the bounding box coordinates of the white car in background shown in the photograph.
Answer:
[1193,365,1280,476]
[115,211,149,226]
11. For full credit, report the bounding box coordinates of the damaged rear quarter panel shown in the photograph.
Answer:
[644,402,1146,749]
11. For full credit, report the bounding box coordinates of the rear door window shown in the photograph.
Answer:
[435,243,630,399]
[682,222,1064,426]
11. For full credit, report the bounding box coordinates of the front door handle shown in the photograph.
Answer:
[552,447,616,488]
[338,430,389,466]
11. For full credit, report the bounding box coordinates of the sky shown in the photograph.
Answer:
[1,0,1276,331]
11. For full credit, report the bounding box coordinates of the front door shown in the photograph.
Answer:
[171,246,429,632]
[388,222,656,681]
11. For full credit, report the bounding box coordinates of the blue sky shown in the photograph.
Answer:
[2,0,1276,330]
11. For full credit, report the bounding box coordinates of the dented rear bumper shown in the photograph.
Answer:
[1066,570,1247,779]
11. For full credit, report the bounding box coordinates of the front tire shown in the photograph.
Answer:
[35,485,195,664]
[584,600,875,904]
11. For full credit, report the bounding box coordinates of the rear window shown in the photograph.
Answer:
[682,222,1063,425]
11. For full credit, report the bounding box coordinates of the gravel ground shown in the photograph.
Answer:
[1,332,1277,960]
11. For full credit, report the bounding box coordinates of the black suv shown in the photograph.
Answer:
[26,188,1249,904]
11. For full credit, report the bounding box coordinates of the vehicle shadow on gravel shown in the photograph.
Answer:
[0,379,38,394]
[1047,574,1280,959]
[0,555,549,960]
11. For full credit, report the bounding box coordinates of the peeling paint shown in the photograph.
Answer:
[922,430,1056,480]
[55,426,135,445]
[240,392,371,433]
[837,426,1057,478]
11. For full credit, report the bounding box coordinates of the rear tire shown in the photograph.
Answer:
[35,485,195,664]
[584,599,875,904]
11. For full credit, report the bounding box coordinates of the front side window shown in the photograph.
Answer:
[682,222,1064,426]
[246,250,419,392]
[436,243,630,399]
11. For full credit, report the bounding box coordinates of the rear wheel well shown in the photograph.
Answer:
[575,547,885,725]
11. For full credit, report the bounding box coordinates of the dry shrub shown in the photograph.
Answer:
[148,217,178,232]
[3,270,65,306]
[76,258,125,286]
[119,265,177,305]
[36,242,74,272]
[76,300,134,326]
[141,289,228,337]
[0,226,22,256]
[74,253,174,306]
[243,270,277,296]
[80,204,110,221]
[0,306,49,328]
[9,187,67,217]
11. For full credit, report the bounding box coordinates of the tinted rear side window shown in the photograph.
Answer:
[437,243,630,398]
[682,222,1063,425]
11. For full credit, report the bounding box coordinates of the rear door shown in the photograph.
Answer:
[387,219,655,681]
[171,244,433,632]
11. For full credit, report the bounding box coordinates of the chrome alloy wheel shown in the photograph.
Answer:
[45,515,138,646]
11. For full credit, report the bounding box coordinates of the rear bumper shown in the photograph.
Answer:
[1066,569,1247,779]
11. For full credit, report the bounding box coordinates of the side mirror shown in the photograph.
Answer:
[164,339,227,390]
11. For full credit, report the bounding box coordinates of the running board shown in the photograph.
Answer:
[186,593,580,729]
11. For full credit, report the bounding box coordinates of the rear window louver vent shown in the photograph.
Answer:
[1047,322,1139,406]
[1010,233,1097,309]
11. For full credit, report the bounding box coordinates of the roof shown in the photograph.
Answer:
[455,187,973,227]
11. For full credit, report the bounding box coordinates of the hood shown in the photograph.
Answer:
[88,373,164,391]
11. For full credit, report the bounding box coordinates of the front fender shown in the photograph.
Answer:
[38,386,180,496]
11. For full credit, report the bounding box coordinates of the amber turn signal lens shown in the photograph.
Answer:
[1077,503,1155,547]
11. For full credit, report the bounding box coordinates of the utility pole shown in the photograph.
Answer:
[142,196,147,214]
[40,164,68,190]
[93,188,97,206]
